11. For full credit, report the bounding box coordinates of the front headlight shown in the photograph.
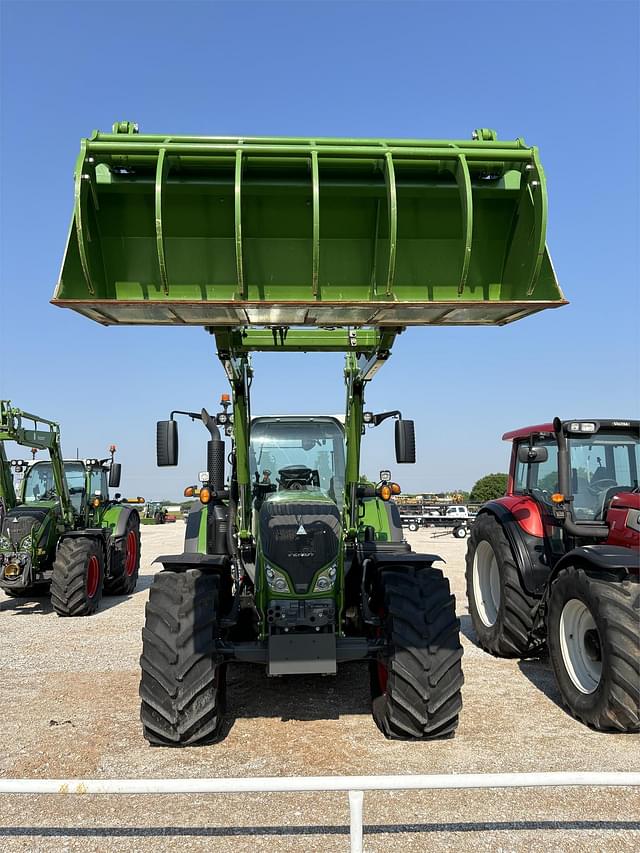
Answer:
[265,564,292,594]
[0,536,10,550]
[313,564,337,593]
[3,561,23,579]
[21,536,32,550]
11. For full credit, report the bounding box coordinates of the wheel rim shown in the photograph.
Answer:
[86,555,99,598]
[559,598,602,694]
[125,529,138,576]
[472,540,501,627]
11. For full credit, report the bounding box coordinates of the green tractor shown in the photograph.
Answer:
[144,501,168,524]
[0,401,142,614]
[52,123,566,741]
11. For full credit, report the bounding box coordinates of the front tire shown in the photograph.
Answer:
[51,538,104,617]
[104,513,141,596]
[465,513,541,657]
[370,566,463,740]
[547,567,639,732]
[2,584,48,598]
[139,569,226,746]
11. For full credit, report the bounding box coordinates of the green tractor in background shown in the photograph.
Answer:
[144,501,168,524]
[0,401,142,614]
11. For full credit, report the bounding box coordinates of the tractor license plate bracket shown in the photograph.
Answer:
[268,633,337,676]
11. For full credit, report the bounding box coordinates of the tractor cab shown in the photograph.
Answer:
[249,417,345,598]
[506,419,640,550]
[21,459,120,520]
[250,416,345,503]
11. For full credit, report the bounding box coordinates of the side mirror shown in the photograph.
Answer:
[108,463,122,488]
[157,420,178,467]
[395,419,416,464]
[517,445,549,464]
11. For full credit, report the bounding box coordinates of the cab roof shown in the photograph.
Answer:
[502,420,639,441]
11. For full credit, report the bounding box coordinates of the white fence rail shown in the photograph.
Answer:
[1,771,638,853]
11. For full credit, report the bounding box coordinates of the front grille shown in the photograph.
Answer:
[2,508,49,547]
[260,500,340,592]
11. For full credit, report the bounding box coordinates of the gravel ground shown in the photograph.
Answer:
[0,523,638,852]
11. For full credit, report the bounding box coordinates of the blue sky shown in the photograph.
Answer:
[1,0,638,499]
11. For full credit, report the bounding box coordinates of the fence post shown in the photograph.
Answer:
[349,789,364,853]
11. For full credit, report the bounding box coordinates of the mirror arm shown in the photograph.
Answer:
[170,410,202,422]
[372,409,402,427]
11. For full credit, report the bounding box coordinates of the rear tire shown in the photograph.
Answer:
[370,566,463,740]
[51,538,104,617]
[465,513,541,657]
[139,569,226,746]
[547,567,639,732]
[104,513,141,595]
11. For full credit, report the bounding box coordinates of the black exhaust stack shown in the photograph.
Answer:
[201,408,225,492]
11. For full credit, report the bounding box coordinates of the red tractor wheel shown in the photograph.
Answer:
[104,513,141,596]
[465,513,541,657]
[547,567,639,732]
[51,538,105,617]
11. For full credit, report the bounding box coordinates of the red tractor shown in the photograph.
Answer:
[466,418,639,732]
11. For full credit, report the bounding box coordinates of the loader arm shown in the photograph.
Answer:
[0,440,17,510]
[211,327,399,542]
[0,401,74,526]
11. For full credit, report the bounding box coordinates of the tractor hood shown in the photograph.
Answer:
[0,504,54,551]
[259,490,341,594]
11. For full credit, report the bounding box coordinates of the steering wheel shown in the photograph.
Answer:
[278,466,315,489]
[586,478,618,496]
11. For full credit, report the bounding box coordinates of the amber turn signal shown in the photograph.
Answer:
[391,482,401,495]
[379,484,392,501]
[184,486,195,497]
[92,498,101,508]
[551,493,565,504]
[199,487,211,504]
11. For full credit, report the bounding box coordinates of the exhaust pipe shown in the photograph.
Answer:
[201,408,225,493]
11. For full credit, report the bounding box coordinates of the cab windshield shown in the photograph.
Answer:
[514,429,639,521]
[250,418,346,507]
[569,431,639,520]
[23,462,86,512]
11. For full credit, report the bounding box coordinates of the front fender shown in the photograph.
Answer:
[550,545,639,584]
[101,504,138,539]
[479,501,550,595]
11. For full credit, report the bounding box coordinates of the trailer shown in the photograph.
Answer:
[401,514,475,538]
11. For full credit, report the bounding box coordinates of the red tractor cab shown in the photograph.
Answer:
[465,418,639,732]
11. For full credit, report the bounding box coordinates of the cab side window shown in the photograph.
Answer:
[513,439,558,500]
[90,469,107,500]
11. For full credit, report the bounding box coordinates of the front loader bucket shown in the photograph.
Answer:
[53,124,566,327]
